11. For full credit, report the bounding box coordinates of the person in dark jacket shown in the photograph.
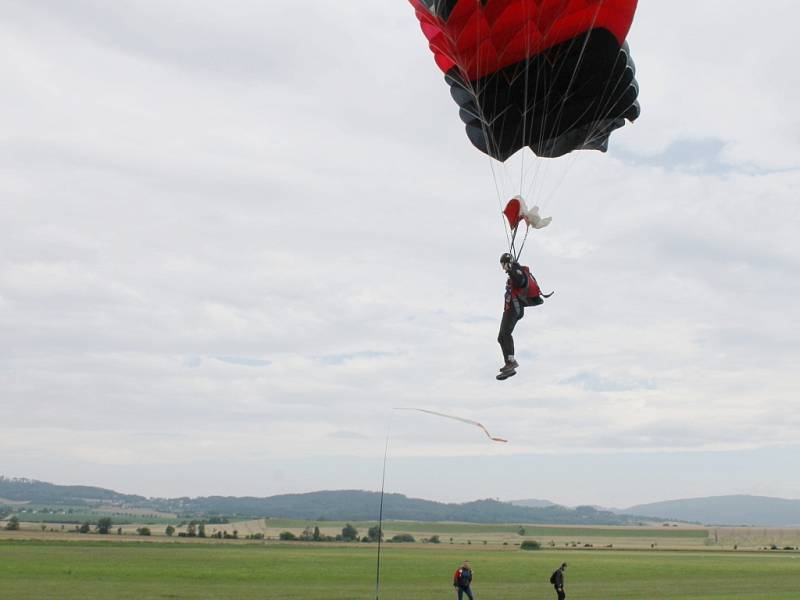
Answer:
[551,562,567,600]
[452,560,474,600]
[497,252,543,380]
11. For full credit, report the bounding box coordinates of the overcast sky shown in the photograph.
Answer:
[2,1,799,509]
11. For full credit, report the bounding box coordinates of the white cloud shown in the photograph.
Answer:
[1,1,798,505]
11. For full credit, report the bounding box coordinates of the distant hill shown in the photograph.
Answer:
[167,491,636,524]
[9,478,798,526]
[0,476,146,506]
[625,495,800,527]
[1,476,641,525]
[508,498,558,508]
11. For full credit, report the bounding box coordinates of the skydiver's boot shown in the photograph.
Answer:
[499,357,519,373]
[496,357,518,380]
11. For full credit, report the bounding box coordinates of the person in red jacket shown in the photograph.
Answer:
[452,560,474,600]
[497,252,546,380]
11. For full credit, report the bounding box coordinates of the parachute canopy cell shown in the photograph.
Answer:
[409,0,641,160]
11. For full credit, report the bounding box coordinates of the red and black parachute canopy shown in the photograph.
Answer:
[409,0,641,160]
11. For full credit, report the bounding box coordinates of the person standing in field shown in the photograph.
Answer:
[549,562,567,600]
[452,560,474,600]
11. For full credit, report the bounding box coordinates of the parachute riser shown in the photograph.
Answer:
[507,223,531,263]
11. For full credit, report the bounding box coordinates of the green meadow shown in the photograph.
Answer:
[1,539,799,600]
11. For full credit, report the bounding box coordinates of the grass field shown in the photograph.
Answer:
[1,539,799,600]
[8,512,179,526]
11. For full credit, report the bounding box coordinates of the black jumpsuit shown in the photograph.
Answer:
[497,263,529,360]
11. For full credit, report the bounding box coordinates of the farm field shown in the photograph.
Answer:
[1,539,799,600]
[6,517,800,550]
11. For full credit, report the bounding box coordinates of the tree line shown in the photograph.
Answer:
[277,524,435,544]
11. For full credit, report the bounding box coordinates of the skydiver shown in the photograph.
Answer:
[497,252,546,381]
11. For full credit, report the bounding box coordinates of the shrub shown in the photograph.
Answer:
[279,531,297,541]
[390,534,416,543]
[341,524,358,541]
[97,518,113,535]
[136,527,151,536]
[520,540,541,551]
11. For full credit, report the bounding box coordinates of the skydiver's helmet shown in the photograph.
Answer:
[500,252,513,271]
